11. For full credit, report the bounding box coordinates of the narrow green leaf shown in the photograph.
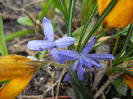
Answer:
[81,0,118,52]
[94,28,129,48]
[5,29,34,42]
[52,0,63,11]
[77,3,97,51]
[0,16,8,55]
[67,68,94,99]
[113,24,133,65]
[81,0,95,23]
[72,23,94,43]
[68,0,76,37]
[130,33,133,43]
[39,0,53,22]
[113,67,133,77]
[0,80,10,85]
[58,0,69,26]
[118,24,133,57]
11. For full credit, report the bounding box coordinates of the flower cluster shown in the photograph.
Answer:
[27,17,114,81]
[63,36,114,81]
[27,17,75,64]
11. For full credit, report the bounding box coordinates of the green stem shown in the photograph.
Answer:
[112,36,120,55]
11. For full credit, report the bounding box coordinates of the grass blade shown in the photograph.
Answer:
[68,0,76,37]
[67,68,94,99]
[58,0,69,26]
[81,0,118,52]
[39,0,53,22]
[5,29,34,42]
[0,16,8,55]
[77,3,97,52]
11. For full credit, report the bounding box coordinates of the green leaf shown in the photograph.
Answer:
[58,0,69,26]
[112,77,128,96]
[80,0,95,23]
[37,51,46,60]
[52,0,62,11]
[113,67,133,77]
[67,68,94,99]
[130,33,133,43]
[118,24,133,57]
[77,3,97,51]
[17,16,33,26]
[39,0,53,22]
[0,16,8,55]
[68,0,76,37]
[120,27,133,43]
[72,24,94,43]
[113,24,133,65]
[5,29,34,42]
[81,0,118,52]
[0,80,10,85]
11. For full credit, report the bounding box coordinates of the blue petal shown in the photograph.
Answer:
[63,74,70,82]
[50,48,65,64]
[87,54,114,60]
[77,63,86,81]
[55,37,75,48]
[79,57,94,70]
[43,17,54,41]
[81,36,96,54]
[27,40,54,51]
[63,61,78,82]
[72,61,79,71]
[58,50,79,60]
[81,57,102,68]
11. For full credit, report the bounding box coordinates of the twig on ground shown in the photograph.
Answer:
[55,69,66,99]
[1,0,46,11]
[19,95,70,99]
[51,72,55,99]
[94,72,123,98]
[43,79,59,95]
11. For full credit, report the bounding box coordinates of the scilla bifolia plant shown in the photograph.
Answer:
[0,0,133,98]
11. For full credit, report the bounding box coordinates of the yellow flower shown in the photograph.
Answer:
[0,55,42,99]
[97,0,133,28]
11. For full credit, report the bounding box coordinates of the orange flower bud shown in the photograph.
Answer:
[123,70,133,89]
[123,75,133,89]
[98,0,133,28]
[0,55,42,99]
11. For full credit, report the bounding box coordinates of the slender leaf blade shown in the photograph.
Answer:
[0,16,8,55]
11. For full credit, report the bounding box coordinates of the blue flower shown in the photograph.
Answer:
[27,17,76,64]
[62,36,114,81]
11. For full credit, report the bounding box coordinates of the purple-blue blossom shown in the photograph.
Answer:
[27,17,75,64]
[62,36,114,81]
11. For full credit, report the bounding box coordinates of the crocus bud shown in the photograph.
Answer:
[0,55,42,99]
[123,70,133,89]
[98,0,133,28]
